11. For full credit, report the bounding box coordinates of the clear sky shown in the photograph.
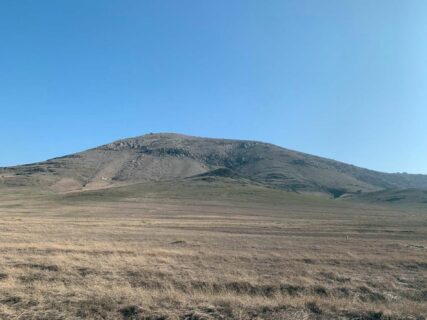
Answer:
[1,1,426,173]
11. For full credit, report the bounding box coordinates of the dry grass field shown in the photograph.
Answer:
[0,181,426,319]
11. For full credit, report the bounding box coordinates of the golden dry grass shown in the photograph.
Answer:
[0,183,426,319]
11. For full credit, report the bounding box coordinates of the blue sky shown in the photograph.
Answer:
[1,1,426,173]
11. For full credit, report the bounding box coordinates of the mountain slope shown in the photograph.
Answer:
[1,133,427,195]
[346,188,427,209]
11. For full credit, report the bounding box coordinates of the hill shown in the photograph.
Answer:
[0,134,426,319]
[346,188,427,209]
[1,133,427,197]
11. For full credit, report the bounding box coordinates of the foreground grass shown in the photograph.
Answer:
[0,182,426,319]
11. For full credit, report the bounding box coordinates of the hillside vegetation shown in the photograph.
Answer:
[2,133,427,198]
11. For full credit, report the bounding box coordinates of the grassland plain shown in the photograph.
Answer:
[0,180,426,319]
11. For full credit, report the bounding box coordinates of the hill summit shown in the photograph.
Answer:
[2,133,427,195]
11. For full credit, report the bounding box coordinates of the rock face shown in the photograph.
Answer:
[2,132,427,195]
